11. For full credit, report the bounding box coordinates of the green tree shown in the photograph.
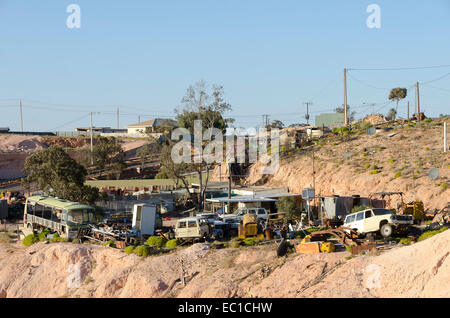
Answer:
[335,105,356,122]
[388,87,407,120]
[269,120,284,129]
[165,80,234,211]
[136,145,151,175]
[22,146,99,204]
[386,108,397,121]
[276,196,301,221]
[92,136,124,177]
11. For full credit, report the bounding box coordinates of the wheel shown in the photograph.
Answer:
[380,224,393,238]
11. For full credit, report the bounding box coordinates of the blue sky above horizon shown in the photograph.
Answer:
[0,0,449,131]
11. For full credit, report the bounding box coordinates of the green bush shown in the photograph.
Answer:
[306,227,326,234]
[103,240,115,247]
[23,234,39,247]
[50,232,64,242]
[135,245,150,257]
[417,227,448,242]
[165,239,179,248]
[124,246,135,255]
[231,241,241,248]
[370,170,380,175]
[276,196,301,221]
[394,171,402,178]
[38,229,51,241]
[243,238,257,246]
[399,238,412,245]
[155,172,168,179]
[146,236,166,247]
[423,118,432,123]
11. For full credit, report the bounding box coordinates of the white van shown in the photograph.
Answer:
[174,217,210,241]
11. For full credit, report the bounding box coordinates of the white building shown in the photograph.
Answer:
[126,118,177,136]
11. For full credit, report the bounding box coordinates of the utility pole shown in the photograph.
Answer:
[227,163,232,214]
[407,101,410,120]
[444,122,447,153]
[89,112,100,165]
[90,112,94,165]
[371,103,375,115]
[19,100,23,132]
[416,82,421,120]
[344,68,348,125]
[304,102,312,125]
[312,147,316,225]
[138,115,141,124]
[117,107,120,129]
[262,114,270,129]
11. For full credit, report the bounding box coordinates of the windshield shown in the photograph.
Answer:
[372,209,393,216]
[67,209,95,225]
[234,209,246,216]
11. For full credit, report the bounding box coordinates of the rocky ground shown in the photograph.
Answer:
[0,228,449,298]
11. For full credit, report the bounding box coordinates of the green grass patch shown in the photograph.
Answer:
[394,171,402,178]
[417,227,448,242]
[399,238,412,245]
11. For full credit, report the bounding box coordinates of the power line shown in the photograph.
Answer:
[349,64,450,71]
[421,72,450,85]
[49,113,91,131]
[421,84,450,94]
[347,74,392,90]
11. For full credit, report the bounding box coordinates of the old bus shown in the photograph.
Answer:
[24,195,96,239]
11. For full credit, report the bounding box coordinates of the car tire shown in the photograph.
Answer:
[380,224,393,238]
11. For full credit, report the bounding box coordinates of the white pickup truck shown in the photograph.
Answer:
[220,207,269,222]
[343,208,413,238]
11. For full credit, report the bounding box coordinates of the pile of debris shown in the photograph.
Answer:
[362,114,387,125]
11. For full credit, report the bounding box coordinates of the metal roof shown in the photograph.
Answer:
[206,195,278,203]
[26,195,94,210]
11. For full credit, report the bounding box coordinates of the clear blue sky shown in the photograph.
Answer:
[1,0,449,131]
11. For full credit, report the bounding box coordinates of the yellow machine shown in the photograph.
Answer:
[403,201,425,221]
[238,214,263,239]
[370,192,425,223]
[320,242,335,253]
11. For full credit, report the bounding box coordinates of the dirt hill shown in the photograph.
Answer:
[0,229,449,298]
[212,120,449,211]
